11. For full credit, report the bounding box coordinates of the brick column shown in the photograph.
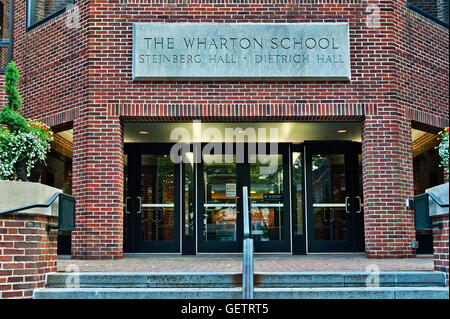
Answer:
[432,214,449,286]
[0,215,57,299]
[71,113,124,259]
[362,113,416,258]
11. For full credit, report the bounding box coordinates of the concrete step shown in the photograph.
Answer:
[46,271,447,288]
[255,271,447,288]
[47,272,241,288]
[33,287,449,299]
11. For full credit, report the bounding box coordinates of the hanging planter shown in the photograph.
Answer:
[13,158,28,182]
[13,159,45,182]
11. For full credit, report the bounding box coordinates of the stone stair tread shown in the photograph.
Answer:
[46,271,447,288]
[33,286,450,299]
[36,271,448,299]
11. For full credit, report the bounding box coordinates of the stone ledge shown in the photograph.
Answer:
[0,181,61,217]
[427,182,449,217]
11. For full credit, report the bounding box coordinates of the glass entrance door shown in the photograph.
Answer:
[249,152,291,252]
[197,144,291,253]
[305,143,364,252]
[197,153,244,252]
[124,144,181,253]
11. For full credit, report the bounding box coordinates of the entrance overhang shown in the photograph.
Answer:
[124,122,362,143]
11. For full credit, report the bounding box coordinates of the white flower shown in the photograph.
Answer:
[0,130,51,180]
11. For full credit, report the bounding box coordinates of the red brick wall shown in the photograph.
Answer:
[12,0,89,122]
[0,215,58,298]
[7,0,449,259]
[71,115,124,259]
[432,214,449,286]
[362,113,416,258]
[7,2,448,119]
[394,2,449,123]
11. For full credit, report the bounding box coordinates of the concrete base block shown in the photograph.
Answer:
[0,180,61,217]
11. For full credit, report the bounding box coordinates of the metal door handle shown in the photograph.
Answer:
[345,196,351,214]
[125,197,131,214]
[136,197,142,214]
[323,208,328,222]
[355,196,362,214]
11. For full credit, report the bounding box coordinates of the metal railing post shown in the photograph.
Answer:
[242,186,254,299]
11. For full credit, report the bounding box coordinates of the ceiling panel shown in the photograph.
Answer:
[124,122,362,143]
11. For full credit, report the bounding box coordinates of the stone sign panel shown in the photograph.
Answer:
[132,23,351,81]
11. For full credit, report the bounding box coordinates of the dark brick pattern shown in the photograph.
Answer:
[0,215,58,299]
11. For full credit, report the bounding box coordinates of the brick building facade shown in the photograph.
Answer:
[1,0,448,259]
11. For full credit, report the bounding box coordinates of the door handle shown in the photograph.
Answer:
[355,196,362,214]
[345,196,351,214]
[125,197,131,214]
[323,208,328,222]
[136,197,142,214]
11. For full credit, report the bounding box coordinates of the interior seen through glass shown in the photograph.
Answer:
[312,154,347,241]
[249,154,284,241]
[141,154,175,242]
[203,155,237,242]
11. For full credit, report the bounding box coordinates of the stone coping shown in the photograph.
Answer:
[0,180,61,217]
[426,182,449,217]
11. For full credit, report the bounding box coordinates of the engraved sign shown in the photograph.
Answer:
[133,23,351,81]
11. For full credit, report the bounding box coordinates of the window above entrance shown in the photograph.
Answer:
[407,0,449,27]
[27,0,74,30]
[0,0,13,72]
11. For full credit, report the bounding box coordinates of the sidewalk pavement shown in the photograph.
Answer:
[56,254,434,273]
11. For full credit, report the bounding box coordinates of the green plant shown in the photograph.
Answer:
[436,127,449,173]
[0,62,29,134]
[0,62,53,181]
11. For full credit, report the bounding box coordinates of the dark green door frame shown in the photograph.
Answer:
[123,141,362,254]
[196,143,291,253]
[124,143,181,253]
[304,141,364,253]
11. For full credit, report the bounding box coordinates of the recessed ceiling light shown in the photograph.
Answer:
[337,130,347,133]
[139,131,149,135]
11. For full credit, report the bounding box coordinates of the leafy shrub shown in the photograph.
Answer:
[0,62,53,181]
